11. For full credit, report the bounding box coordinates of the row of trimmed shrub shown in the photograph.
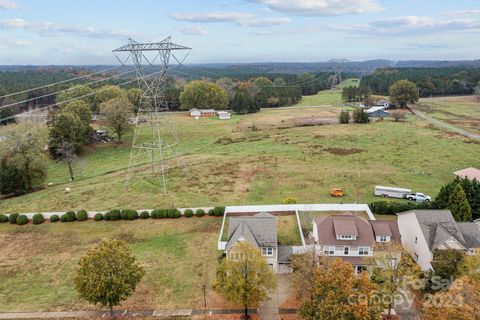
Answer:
[0,206,225,225]
[369,200,433,215]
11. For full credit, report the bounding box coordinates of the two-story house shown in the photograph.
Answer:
[225,212,279,272]
[312,213,401,273]
[397,210,480,271]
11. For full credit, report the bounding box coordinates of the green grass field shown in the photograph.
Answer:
[417,95,480,135]
[1,85,480,213]
[0,217,222,312]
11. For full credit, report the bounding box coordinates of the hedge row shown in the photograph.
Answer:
[369,200,433,215]
[0,206,226,226]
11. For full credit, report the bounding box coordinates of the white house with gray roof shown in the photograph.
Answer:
[225,212,280,272]
[397,210,480,271]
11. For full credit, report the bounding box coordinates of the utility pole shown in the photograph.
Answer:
[113,37,191,192]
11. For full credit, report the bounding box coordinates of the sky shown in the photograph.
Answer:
[0,0,480,65]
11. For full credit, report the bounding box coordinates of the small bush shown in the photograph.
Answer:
[109,209,121,221]
[60,214,67,222]
[167,209,176,218]
[150,209,160,219]
[94,213,104,221]
[50,214,60,222]
[208,209,214,216]
[174,210,181,218]
[120,209,129,220]
[127,210,138,220]
[283,197,297,204]
[0,214,8,223]
[76,210,88,221]
[213,206,225,217]
[196,209,205,217]
[139,211,149,219]
[9,213,19,224]
[353,109,370,124]
[339,110,350,124]
[184,209,193,218]
[32,213,44,225]
[16,215,28,225]
[65,211,76,222]
[392,111,406,122]
[103,211,110,220]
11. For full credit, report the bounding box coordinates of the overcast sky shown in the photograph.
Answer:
[1,0,480,65]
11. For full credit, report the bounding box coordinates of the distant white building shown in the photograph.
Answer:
[189,108,216,118]
[365,106,390,118]
[217,111,231,120]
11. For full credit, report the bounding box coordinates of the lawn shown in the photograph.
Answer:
[416,95,480,135]
[292,78,359,107]
[1,91,480,213]
[0,217,223,312]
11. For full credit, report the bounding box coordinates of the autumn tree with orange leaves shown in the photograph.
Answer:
[298,257,383,320]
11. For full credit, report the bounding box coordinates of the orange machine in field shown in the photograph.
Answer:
[330,188,344,197]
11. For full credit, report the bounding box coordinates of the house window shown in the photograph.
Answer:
[344,246,350,255]
[229,252,241,261]
[323,246,335,255]
[337,235,356,240]
[379,236,387,242]
[262,247,273,256]
[414,253,419,262]
[358,247,369,256]
[356,266,367,274]
[415,237,418,244]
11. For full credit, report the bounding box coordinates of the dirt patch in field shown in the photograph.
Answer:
[323,147,365,155]
[292,117,338,127]
[215,134,270,145]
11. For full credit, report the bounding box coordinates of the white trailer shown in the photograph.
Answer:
[374,186,412,199]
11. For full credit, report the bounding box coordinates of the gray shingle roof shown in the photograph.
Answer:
[225,212,277,251]
[404,210,470,250]
[457,222,480,248]
[278,246,293,262]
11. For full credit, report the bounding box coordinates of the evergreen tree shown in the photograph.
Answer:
[232,91,257,114]
[447,184,472,221]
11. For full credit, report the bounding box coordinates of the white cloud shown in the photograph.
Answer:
[176,25,208,35]
[330,15,480,35]
[0,0,17,10]
[171,11,290,27]
[0,18,28,28]
[0,18,139,40]
[246,0,383,16]
[440,9,480,17]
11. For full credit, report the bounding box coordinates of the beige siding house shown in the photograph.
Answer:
[225,212,279,272]
[311,213,401,273]
[397,210,480,271]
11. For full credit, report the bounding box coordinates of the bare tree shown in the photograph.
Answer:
[57,140,77,181]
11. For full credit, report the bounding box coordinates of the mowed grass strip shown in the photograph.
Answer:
[0,217,222,312]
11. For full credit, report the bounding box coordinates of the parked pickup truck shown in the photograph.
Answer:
[406,193,431,202]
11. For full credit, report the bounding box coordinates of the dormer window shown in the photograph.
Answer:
[377,235,390,242]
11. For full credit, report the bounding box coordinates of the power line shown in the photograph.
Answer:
[0,65,124,100]
[0,68,136,110]
[0,67,167,123]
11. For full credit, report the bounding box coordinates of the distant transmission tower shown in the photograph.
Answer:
[329,58,348,91]
[113,37,191,192]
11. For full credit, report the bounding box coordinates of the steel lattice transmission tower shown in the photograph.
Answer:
[329,58,348,91]
[113,37,191,192]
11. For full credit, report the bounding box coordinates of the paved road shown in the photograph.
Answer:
[413,108,480,142]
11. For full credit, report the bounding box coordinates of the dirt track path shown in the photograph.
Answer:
[412,108,480,142]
